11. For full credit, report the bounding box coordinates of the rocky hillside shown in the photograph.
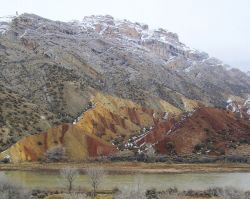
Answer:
[226,97,250,120]
[1,95,250,162]
[0,87,59,151]
[0,13,250,161]
[0,92,186,162]
[135,107,250,156]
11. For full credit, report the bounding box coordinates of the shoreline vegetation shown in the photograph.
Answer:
[1,163,250,198]
[2,161,250,198]
[1,162,250,173]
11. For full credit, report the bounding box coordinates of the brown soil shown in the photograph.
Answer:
[1,162,250,174]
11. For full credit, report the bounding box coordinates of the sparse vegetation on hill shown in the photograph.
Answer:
[0,14,250,159]
[0,87,59,151]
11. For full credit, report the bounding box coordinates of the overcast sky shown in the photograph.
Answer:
[1,0,250,72]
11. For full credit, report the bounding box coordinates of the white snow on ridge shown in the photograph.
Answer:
[72,15,195,54]
[0,24,9,34]
[0,16,14,23]
[71,15,227,67]
[0,15,14,34]
[69,15,247,74]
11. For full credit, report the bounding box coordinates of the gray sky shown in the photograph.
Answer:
[1,0,250,72]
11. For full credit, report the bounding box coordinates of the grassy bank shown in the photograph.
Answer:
[44,194,210,199]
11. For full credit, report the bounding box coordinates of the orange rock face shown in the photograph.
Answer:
[139,107,250,155]
[2,93,181,162]
[3,93,247,162]
[4,124,116,162]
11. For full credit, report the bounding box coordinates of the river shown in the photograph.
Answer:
[1,171,249,191]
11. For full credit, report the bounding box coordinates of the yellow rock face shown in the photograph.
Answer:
[0,92,199,162]
[76,92,182,142]
[181,96,200,112]
[1,124,116,162]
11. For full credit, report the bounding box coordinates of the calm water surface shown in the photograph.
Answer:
[2,171,250,191]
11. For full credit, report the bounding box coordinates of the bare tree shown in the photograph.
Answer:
[60,167,79,193]
[86,167,105,198]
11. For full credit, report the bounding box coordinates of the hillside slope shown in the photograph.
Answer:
[153,107,250,155]
[1,95,250,162]
[0,13,250,160]
[0,87,59,151]
[0,93,183,162]
[0,14,249,119]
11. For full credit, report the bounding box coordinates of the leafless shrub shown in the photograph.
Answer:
[0,174,30,199]
[64,192,87,199]
[44,145,66,162]
[60,167,79,193]
[115,188,145,199]
[212,187,247,199]
[114,175,145,199]
[157,192,188,199]
[86,167,105,197]
[145,144,156,162]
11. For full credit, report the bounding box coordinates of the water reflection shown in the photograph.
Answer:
[2,171,249,191]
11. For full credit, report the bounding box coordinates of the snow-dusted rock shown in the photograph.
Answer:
[0,13,250,122]
[0,16,14,34]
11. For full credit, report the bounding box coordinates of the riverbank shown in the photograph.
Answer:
[1,162,250,173]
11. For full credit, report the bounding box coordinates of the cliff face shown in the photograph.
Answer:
[0,13,250,161]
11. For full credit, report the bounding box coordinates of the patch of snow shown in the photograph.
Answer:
[73,115,82,124]
[244,98,250,106]
[133,129,152,144]
[227,103,237,112]
[40,115,46,120]
[72,15,194,56]
[139,142,146,148]
[19,30,28,38]
[184,66,193,73]
[227,98,233,104]
[247,109,250,116]
[162,112,168,120]
[0,15,14,35]
[0,24,9,34]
